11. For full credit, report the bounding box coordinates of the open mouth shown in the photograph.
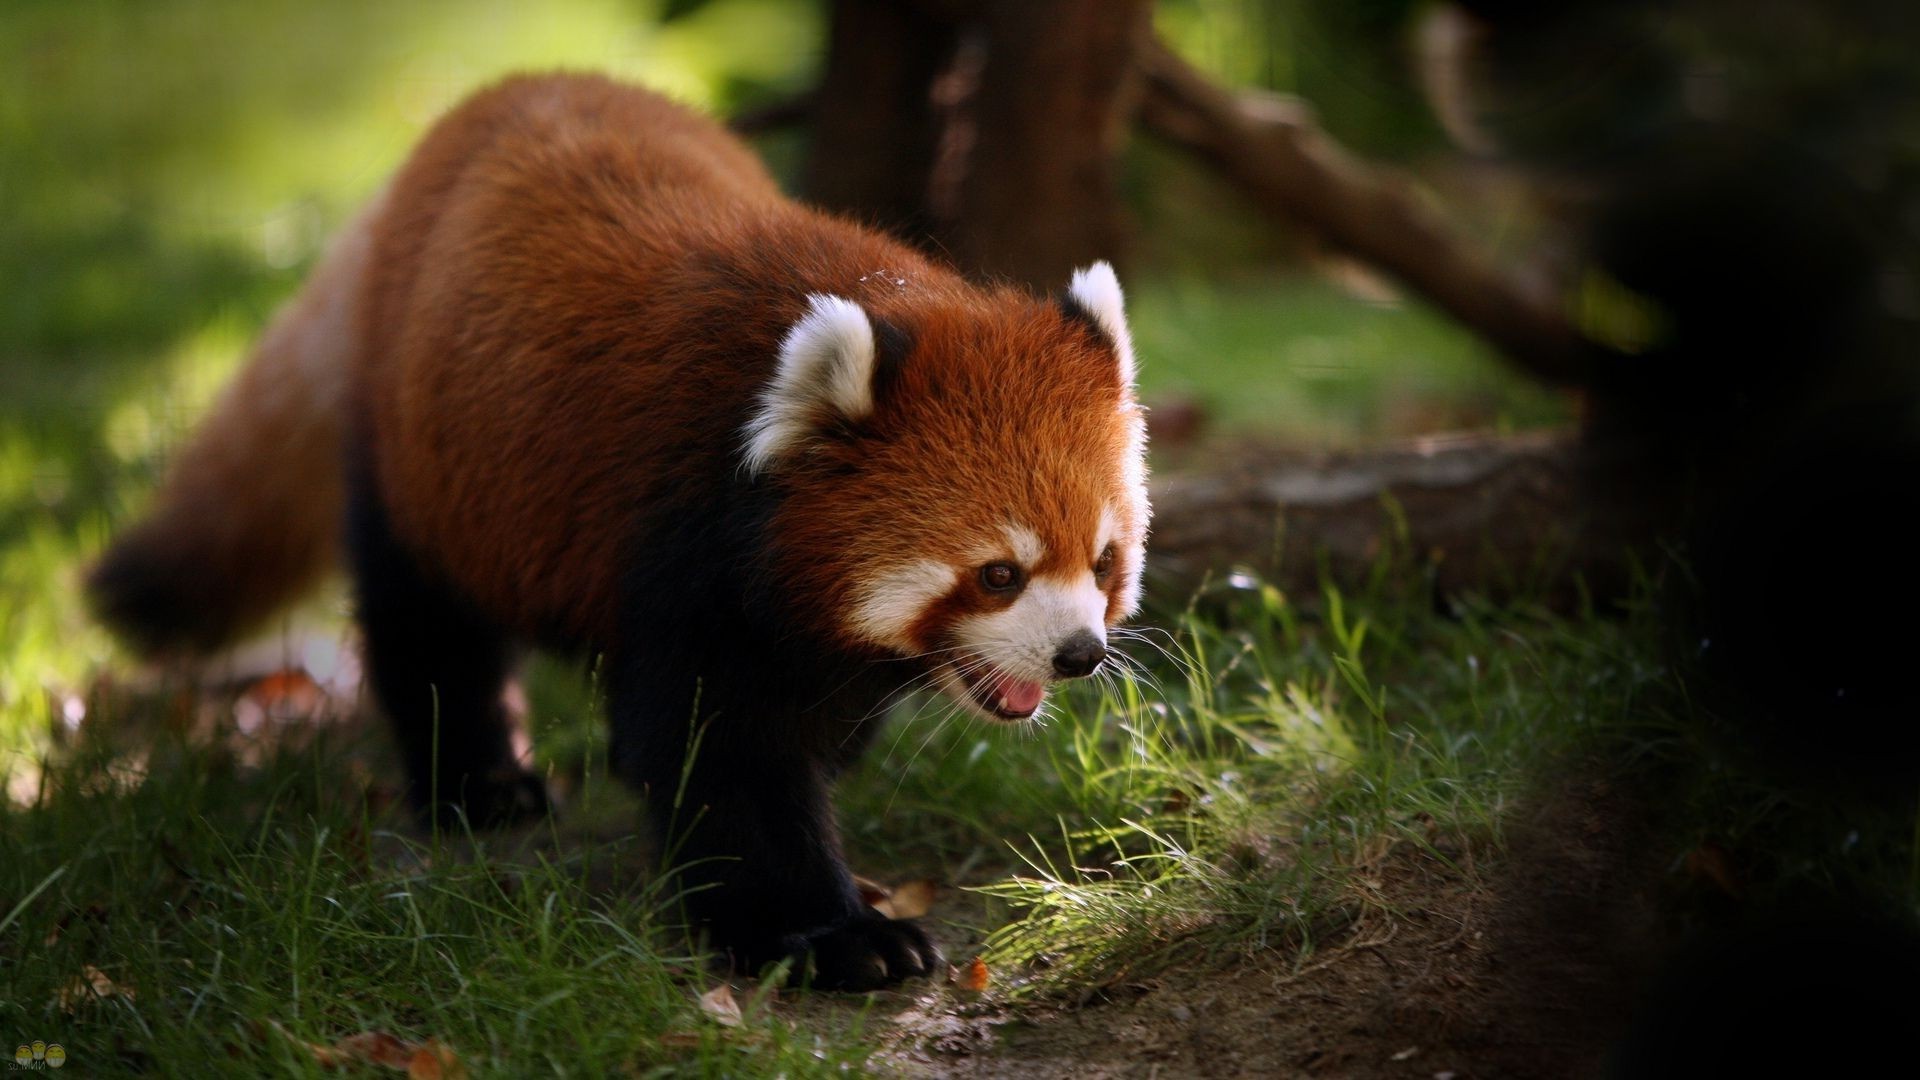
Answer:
[954,663,1048,721]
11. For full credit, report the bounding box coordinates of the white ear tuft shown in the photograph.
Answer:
[742,295,879,475]
[1067,260,1137,387]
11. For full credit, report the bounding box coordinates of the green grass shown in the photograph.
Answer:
[1,564,1657,1076]
[2,719,874,1076]
[846,571,1656,996]
[12,560,1919,1074]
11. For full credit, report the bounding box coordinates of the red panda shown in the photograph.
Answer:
[88,73,1149,991]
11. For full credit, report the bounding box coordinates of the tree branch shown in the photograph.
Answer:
[1136,35,1601,386]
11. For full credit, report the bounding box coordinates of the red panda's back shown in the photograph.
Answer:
[353,74,794,642]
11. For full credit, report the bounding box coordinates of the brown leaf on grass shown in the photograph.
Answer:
[951,956,990,992]
[885,879,938,920]
[407,1040,469,1080]
[698,984,743,1027]
[857,876,939,919]
[271,1023,466,1076]
[852,873,892,909]
[57,965,133,1012]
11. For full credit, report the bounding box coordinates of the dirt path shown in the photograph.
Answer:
[820,773,1663,1079]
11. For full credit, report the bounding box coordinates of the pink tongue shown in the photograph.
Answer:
[995,677,1046,715]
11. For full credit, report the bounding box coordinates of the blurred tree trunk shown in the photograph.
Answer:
[933,0,1151,285]
[803,0,955,240]
[805,0,1151,288]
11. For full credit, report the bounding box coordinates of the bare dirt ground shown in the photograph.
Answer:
[820,771,1667,1080]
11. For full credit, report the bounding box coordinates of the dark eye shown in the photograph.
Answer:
[980,562,1023,593]
[1094,544,1116,578]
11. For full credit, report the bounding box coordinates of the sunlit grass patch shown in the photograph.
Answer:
[863,577,1659,997]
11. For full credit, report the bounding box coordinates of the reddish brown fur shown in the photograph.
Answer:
[354,73,1142,652]
[93,71,1142,665]
[87,197,376,655]
[778,298,1143,649]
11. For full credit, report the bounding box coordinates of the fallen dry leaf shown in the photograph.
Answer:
[885,879,938,920]
[57,965,133,1012]
[271,1022,466,1076]
[407,1039,468,1080]
[698,984,743,1027]
[852,874,892,909]
[858,876,939,919]
[952,956,990,993]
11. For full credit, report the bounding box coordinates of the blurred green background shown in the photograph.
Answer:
[0,0,1570,751]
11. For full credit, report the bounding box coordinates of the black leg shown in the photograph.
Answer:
[608,643,939,991]
[345,478,547,828]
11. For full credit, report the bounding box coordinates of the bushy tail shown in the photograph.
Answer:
[87,200,380,657]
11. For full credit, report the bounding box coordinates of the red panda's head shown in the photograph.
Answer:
[744,262,1149,722]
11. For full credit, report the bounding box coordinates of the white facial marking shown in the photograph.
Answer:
[741,294,877,475]
[1095,507,1119,557]
[1114,542,1144,618]
[849,559,952,653]
[1067,261,1136,388]
[1003,523,1045,567]
[955,572,1109,685]
[1117,405,1150,618]
[1067,261,1149,614]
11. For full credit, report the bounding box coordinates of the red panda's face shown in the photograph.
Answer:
[745,262,1149,722]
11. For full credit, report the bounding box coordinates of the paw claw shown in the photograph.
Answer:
[800,914,943,992]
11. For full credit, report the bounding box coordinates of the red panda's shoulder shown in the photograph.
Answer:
[347,78,979,643]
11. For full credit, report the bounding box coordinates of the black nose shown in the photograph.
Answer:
[1051,631,1107,678]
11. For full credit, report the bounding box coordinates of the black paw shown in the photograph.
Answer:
[798,911,943,992]
[423,769,551,829]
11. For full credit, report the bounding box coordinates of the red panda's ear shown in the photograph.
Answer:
[1064,261,1137,388]
[742,294,879,475]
